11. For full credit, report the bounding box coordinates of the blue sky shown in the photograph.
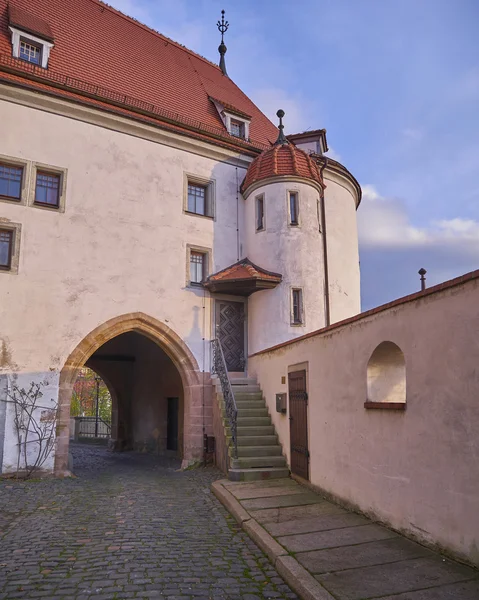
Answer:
[110,0,479,309]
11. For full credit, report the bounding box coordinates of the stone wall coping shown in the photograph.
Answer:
[250,268,479,357]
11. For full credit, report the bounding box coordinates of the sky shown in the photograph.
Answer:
[109,0,479,310]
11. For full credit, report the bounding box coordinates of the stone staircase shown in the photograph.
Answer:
[213,376,289,481]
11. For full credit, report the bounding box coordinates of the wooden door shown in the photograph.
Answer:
[215,300,245,371]
[288,370,309,480]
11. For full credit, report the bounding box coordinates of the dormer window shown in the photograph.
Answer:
[19,39,42,65]
[230,119,245,139]
[8,6,54,69]
[209,97,251,141]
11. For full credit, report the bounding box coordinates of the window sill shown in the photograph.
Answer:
[290,322,304,327]
[184,210,214,220]
[364,401,406,411]
[0,195,22,204]
[33,201,60,210]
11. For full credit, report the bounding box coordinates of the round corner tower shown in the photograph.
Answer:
[242,111,361,355]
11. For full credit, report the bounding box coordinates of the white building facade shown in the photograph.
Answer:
[0,0,361,475]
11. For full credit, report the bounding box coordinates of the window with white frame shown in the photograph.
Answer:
[291,288,304,325]
[189,250,206,285]
[19,39,42,65]
[9,27,54,69]
[230,119,245,139]
[256,194,265,231]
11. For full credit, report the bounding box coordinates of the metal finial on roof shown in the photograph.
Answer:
[217,9,229,76]
[418,267,427,291]
[275,109,288,145]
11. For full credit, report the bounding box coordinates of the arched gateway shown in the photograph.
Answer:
[55,313,203,476]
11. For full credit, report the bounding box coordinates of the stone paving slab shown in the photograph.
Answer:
[278,524,397,553]
[296,537,432,574]
[376,579,479,599]
[213,476,479,600]
[250,502,345,525]
[265,513,369,537]
[242,493,323,511]
[232,486,307,500]
[318,556,477,600]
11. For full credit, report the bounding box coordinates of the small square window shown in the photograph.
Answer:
[292,289,303,325]
[0,229,14,270]
[256,195,265,231]
[289,192,299,226]
[0,163,23,201]
[35,171,60,207]
[19,39,42,65]
[190,251,206,285]
[230,119,245,138]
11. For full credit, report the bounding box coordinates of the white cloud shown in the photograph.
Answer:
[358,184,479,251]
[358,184,479,309]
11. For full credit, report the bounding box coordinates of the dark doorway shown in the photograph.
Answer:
[167,397,179,451]
[288,369,309,480]
[215,300,245,371]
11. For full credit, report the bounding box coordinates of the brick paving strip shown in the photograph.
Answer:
[0,444,299,600]
[212,478,479,600]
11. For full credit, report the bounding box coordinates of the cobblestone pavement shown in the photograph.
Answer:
[0,444,298,600]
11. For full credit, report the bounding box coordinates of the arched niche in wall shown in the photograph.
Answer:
[366,341,406,408]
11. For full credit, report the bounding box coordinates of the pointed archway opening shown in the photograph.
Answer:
[55,313,202,476]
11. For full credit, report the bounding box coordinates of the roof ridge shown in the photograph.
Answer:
[89,0,223,73]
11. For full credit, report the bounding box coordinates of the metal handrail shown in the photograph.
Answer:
[211,338,238,459]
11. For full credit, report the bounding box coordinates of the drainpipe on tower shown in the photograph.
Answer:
[318,156,331,327]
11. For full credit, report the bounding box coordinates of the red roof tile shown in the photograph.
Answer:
[207,259,282,284]
[8,5,54,41]
[0,0,278,149]
[241,142,325,195]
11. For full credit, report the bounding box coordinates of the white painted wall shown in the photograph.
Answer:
[249,277,479,566]
[244,180,326,355]
[323,168,361,322]
[0,94,247,471]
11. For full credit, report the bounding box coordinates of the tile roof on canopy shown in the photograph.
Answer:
[204,259,282,296]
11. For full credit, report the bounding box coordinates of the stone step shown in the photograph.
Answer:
[233,445,284,457]
[231,455,287,469]
[223,407,268,418]
[237,416,272,427]
[236,425,275,437]
[235,400,267,410]
[231,384,261,393]
[218,392,264,402]
[229,377,257,386]
[236,435,279,446]
[228,467,290,482]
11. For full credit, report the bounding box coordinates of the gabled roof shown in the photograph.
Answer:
[8,5,53,41]
[204,258,282,296]
[0,0,278,152]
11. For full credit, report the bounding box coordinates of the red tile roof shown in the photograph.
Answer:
[207,259,282,284]
[204,258,282,296]
[241,142,325,195]
[8,5,53,41]
[0,0,278,151]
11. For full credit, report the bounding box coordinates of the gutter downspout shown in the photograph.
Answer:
[319,157,331,327]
